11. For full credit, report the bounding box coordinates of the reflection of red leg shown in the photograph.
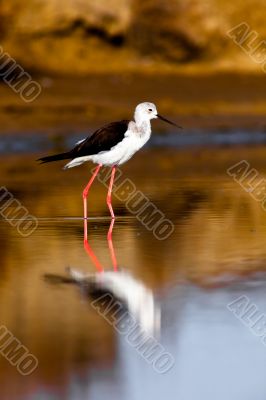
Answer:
[83,164,102,219]
[107,218,118,271]
[83,218,104,273]
[106,166,116,219]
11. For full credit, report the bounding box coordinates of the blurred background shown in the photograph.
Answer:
[0,0,265,134]
[1,1,266,400]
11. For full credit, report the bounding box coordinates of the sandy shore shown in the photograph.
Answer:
[0,71,265,135]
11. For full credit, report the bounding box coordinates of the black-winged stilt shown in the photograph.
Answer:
[38,102,181,219]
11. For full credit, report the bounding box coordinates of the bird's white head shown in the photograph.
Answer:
[134,102,182,128]
[134,102,158,126]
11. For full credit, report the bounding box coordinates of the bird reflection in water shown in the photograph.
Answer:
[82,216,117,273]
[45,218,160,335]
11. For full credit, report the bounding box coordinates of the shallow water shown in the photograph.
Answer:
[1,144,266,399]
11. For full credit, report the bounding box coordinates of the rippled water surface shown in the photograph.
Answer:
[1,144,266,400]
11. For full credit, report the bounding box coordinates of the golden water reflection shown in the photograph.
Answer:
[1,146,266,399]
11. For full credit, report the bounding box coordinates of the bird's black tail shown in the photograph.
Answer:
[37,152,72,164]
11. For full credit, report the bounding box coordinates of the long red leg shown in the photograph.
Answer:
[84,218,104,273]
[83,164,102,219]
[106,166,116,219]
[107,218,118,271]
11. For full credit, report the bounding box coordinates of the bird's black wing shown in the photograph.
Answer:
[37,120,130,164]
[71,120,130,158]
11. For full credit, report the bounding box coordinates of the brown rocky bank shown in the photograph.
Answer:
[0,0,266,74]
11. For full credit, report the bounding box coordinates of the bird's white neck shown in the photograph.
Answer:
[134,112,151,136]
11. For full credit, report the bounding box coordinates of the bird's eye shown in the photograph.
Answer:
[148,108,152,112]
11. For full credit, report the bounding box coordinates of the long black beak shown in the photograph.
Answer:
[157,114,183,129]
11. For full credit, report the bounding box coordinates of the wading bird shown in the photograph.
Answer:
[38,102,181,219]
